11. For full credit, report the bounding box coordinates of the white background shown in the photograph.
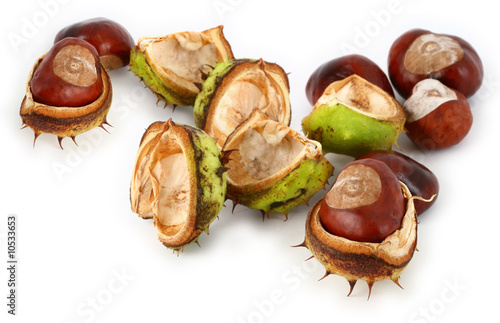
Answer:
[2,0,499,322]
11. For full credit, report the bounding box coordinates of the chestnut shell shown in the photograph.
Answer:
[30,37,104,107]
[319,159,405,243]
[357,150,439,215]
[388,28,483,99]
[55,17,135,71]
[306,54,394,105]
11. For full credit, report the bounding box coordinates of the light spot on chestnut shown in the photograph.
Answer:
[403,78,472,149]
[403,79,457,123]
[324,164,381,209]
[404,33,464,74]
[53,45,98,87]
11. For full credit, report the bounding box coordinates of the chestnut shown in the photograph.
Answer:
[30,37,104,107]
[319,159,405,243]
[356,150,439,215]
[388,28,483,99]
[55,17,134,71]
[306,54,394,105]
[403,79,472,150]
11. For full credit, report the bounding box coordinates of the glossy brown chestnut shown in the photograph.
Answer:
[30,37,103,107]
[55,17,135,71]
[357,150,439,215]
[388,28,483,99]
[319,159,405,243]
[403,79,472,150]
[306,54,394,105]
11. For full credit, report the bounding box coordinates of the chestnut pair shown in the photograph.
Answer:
[20,18,134,147]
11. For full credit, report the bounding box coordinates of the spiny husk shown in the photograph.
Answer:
[222,109,333,219]
[129,25,234,107]
[301,182,417,298]
[130,119,227,251]
[20,55,112,148]
[302,74,405,158]
[194,58,291,149]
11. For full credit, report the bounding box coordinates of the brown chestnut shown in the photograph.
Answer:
[306,54,394,105]
[319,159,405,243]
[356,150,439,215]
[55,17,134,71]
[403,79,473,150]
[30,37,104,107]
[388,28,483,99]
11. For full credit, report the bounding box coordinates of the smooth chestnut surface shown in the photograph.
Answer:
[357,150,439,215]
[319,159,405,243]
[30,37,103,107]
[306,54,394,105]
[55,17,135,71]
[403,79,472,150]
[388,28,483,99]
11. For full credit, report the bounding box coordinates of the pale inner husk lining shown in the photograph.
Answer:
[232,120,304,185]
[213,68,283,143]
[151,34,217,84]
[151,153,190,228]
[335,79,395,119]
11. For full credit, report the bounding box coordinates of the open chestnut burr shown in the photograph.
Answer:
[55,17,135,71]
[298,158,421,298]
[20,37,112,147]
[388,28,483,99]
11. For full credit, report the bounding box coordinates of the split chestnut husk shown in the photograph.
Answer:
[194,58,291,149]
[130,119,227,252]
[129,25,234,107]
[222,109,333,219]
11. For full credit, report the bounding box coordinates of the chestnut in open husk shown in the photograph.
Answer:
[20,37,112,148]
[302,74,405,157]
[55,17,135,71]
[298,159,424,298]
[388,28,483,99]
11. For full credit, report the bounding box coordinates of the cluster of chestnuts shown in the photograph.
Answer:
[305,29,482,151]
[299,28,482,297]
[19,19,483,298]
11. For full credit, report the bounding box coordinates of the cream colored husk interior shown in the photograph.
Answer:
[315,75,403,121]
[226,119,305,186]
[210,67,284,147]
[150,133,191,235]
[144,31,218,93]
